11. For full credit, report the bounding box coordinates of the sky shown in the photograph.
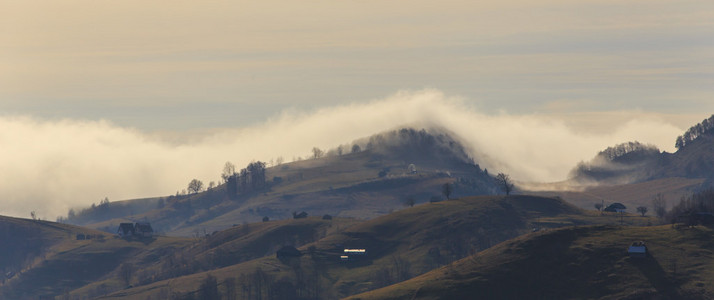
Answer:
[0,0,713,218]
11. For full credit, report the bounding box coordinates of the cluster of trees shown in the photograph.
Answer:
[57,197,111,224]
[666,188,714,223]
[403,172,514,208]
[222,161,267,198]
[174,267,321,299]
[373,256,413,289]
[675,114,714,149]
[598,141,660,161]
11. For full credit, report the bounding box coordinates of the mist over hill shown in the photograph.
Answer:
[569,114,714,186]
[0,90,689,219]
[60,127,496,236]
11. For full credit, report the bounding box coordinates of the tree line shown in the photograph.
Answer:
[222,161,267,198]
[598,141,660,161]
[675,114,714,150]
[666,188,714,223]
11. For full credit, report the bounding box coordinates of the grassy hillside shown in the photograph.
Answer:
[531,177,705,212]
[350,225,714,300]
[96,195,624,299]
[69,128,495,237]
[0,215,193,299]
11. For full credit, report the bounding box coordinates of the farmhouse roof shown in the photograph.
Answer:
[134,222,153,233]
[118,223,135,234]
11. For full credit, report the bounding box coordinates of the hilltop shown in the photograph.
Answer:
[569,114,714,186]
[527,115,714,212]
[350,225,714,300]
[64,128,496,237]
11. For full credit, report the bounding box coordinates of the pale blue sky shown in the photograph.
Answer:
[1,0,713,130]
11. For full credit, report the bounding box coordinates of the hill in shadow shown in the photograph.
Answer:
[96,195,606,299]
[349,225,714,300]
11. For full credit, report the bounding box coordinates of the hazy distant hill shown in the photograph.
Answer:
[350,225,714,300]
[64,127,496,237]
[570,115,714,185]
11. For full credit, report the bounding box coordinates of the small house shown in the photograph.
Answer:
[134,222,154,237]
[628,241,647,258]
[604,203,627,213]
[293,211,308,219]
[117,223,135,237]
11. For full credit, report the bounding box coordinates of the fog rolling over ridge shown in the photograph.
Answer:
[0,90,691,219]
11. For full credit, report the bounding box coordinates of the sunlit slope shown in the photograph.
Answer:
[350,225,714,300]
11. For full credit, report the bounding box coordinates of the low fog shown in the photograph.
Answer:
[0,90,689,219]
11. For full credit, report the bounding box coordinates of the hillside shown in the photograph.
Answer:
[350,225,714,300]
[93,195,636,299]
[0,215,194,299]
[569,115,714,186]
[65,127,496,237]
[531,177,706,212]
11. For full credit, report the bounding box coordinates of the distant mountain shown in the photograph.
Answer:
[569,114,714,185]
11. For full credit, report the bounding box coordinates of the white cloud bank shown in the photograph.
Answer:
[0,90,693,219]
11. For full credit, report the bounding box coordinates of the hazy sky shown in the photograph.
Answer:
[1,1,713,218]
[2,0,713,129]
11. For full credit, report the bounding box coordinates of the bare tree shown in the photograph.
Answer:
[442,183,452,200]
[222,162,236,183]
[30,211,37,220]
[594,203,603,212]
[312,147,324,159]
[652,193,667,218]
[187,179,204,194]
[495,173,514,195]
[337,145,344,156]
[275,156,284,166]
[199,274,219,300]
[637,206,648,217]
[351,144,361,153]
[119,263,134,286]
[224,277,237,300]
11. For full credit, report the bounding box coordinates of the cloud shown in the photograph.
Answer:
[0,90,694,219]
